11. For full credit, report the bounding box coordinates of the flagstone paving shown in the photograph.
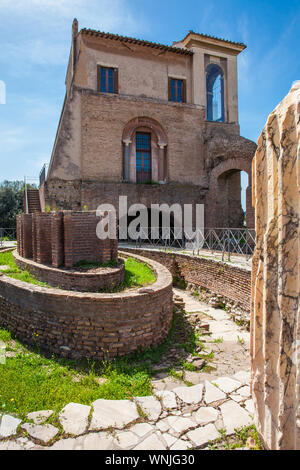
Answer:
[0,371,254,450]
[0,289,254,450]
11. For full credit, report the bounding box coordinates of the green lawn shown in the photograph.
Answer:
[122,256,156,289]
[0,329,152,417]
[0,304,207,418]
[0,251,49,287]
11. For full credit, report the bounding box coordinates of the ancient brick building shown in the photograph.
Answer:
[41,19,256,229]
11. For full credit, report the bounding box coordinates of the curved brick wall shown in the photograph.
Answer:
[0,251,173,359]
[123,248,251,312]
[13,250,125,292]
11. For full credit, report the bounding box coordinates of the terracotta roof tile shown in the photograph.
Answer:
[182,30,246,48]
[80,28,193,56]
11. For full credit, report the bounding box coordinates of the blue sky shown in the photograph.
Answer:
[0,0,300,192]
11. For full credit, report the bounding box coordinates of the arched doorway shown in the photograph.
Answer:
[216,169,244,227]
[206,159,253,229]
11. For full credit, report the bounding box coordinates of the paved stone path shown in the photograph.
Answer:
[0,289,253,450]
[0,370,253,450]
[151,288,251,391]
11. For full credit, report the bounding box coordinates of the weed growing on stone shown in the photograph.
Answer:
[213,337,224,343]
[207,425,264,450]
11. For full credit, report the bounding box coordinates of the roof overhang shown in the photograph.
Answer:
[80,28,194,56]
[175,32,246,56]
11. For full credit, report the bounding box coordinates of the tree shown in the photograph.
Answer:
[0,181,24,229]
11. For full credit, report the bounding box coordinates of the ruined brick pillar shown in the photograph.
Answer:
[251,81,300,450]
[16,214,33,259]
[33,213,52,264]
[51,212,64,268]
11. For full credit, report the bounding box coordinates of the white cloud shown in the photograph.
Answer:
[0,0,146,69]
[0,0,143,33]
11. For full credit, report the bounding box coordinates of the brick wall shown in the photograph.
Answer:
[16,210,118,268]
[13,249,125,292]
[34,213,53,264]
[124,248,251,312]
[44,87,256,229]
[0,252,173,359]
[51,212,64,268]
[16,214,33,259]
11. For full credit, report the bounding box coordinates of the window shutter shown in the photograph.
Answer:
[182,79,187,103]
[114,68,119,94]
[168,77,172,101]
[97,65,101,92]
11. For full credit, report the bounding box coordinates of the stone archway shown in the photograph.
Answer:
[122,117,168,184]
[206,158,253,228]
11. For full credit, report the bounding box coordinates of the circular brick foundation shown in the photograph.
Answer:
[0,251,173,359]
[13,250,125,292]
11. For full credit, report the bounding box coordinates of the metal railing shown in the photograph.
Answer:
[24,176,40,214]
[39,164,47,187]
[0,228,17,246]
[118,227,256,260]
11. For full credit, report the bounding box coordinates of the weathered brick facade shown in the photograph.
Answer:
[42,22,257,230]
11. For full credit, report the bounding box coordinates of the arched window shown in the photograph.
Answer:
[122,117,168,184]
[206,64,225,122]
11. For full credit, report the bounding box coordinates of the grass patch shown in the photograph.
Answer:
[0,251,49,287]
[123,257,156,288]
[0,306,208,417]
[213,337,224,344]
[99,257,156,293]
[0,332,152,418]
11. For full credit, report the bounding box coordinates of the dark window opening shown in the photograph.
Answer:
[206,64,225,122]
[136,132,151,183]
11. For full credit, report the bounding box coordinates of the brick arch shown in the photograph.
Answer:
[122,116,168,147]
[206,158,254,228]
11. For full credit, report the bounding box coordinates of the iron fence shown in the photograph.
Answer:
[0,228,17,246]
[118,227,256,260]
[39,164,46,187]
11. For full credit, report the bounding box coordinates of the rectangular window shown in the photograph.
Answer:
[168,78,186,103]
[98,66,118,94]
